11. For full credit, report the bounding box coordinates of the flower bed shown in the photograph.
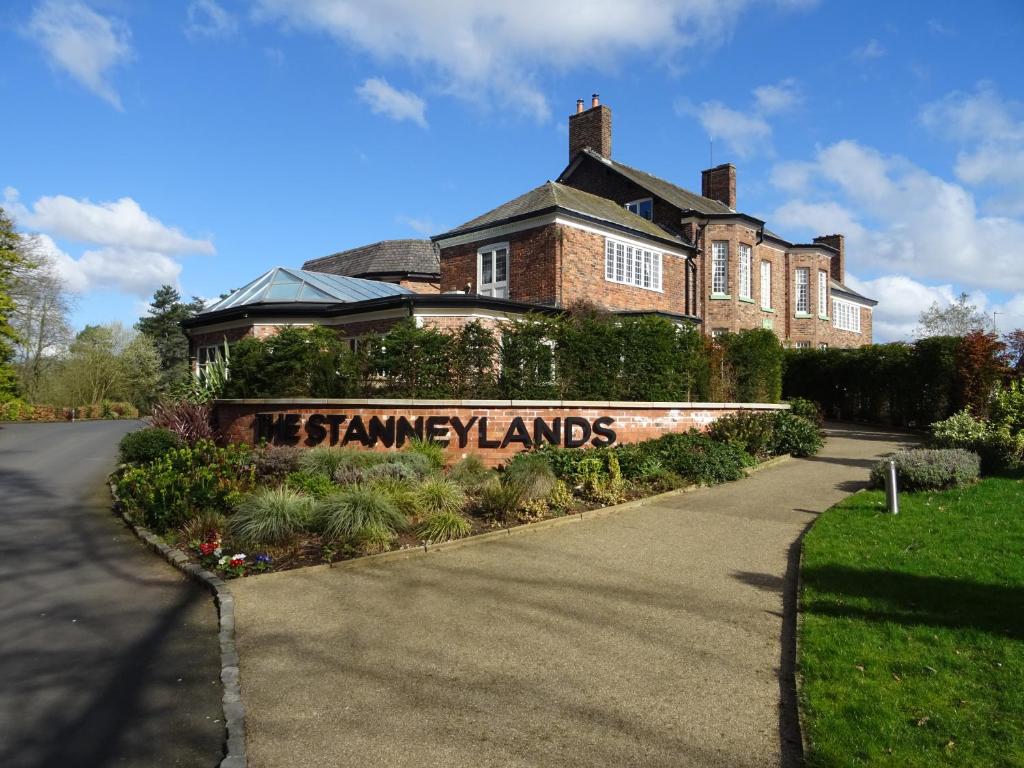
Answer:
[112,410,822,579]
[1,399,139,422]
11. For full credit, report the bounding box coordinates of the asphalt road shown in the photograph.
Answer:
[0,420,223,768]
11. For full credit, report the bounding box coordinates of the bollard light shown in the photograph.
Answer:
[883,458,899,515]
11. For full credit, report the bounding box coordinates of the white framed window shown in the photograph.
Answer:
[738,244,752,300]
[832,299,862,332]
[197,345,222,368]
[818,270,828,316]
[819,342,829,350]
[477,243,509,298]
[604,237,662,292]
[711,328,729,339]
[624,198,654,220]
[795,268,810,314]
[760,260,772,310]
[794,341,811,349]
[712,241,729,295]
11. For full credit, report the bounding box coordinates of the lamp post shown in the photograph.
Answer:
[884,459,899,515]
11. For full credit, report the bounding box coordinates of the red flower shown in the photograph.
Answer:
[199,541,217,556]
[230,557,245,568]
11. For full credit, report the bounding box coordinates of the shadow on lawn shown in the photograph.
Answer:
[801,565,1024,640]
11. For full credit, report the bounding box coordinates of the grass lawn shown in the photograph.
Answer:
[798,477,1024,767]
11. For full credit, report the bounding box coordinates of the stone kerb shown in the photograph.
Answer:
[214,398,789,466]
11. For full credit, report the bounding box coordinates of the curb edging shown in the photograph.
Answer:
[108,480,247,768]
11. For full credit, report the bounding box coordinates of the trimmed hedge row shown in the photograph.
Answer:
[1,399,140,422]
[220,308,785,403]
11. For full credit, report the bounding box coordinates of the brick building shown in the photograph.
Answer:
[185,95,874,358]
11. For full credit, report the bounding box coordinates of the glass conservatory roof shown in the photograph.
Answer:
[201,267,413,313]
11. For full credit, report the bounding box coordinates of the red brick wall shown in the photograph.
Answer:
[441,222,690,315]
[214,399,789,467]
[700,222,786,340]
[440,225,559,305]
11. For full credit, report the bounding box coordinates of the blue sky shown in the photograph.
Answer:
[3,0,1023,340]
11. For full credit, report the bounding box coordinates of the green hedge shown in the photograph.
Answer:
[783,332,1010,426]
[220,309,782,403]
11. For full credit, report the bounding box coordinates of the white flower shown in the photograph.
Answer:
[213,547,222,557]
[231,553,246,560]
[218,556,229,566]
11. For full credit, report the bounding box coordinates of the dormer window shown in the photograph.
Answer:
[624,198,653,221]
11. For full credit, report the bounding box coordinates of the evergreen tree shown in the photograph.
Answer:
[0,208,28,401]
[136,285,204,391]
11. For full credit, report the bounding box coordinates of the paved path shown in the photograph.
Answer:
[232,423,917,768]
[0,420,223,768]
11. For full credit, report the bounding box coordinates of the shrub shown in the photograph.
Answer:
[707,412,778,458]
[388,450,436,479]
[229,487,315,547]
[718,328,784,403]
[652,431,751,484]
[449,454,494,493]
[402,438,447,471]
[254,445,304,481]
[300,447,363,478]
[931,409,990,449]
[476,480,525,522]
[115,440,255,533]
[787,397,823,427]
[415,478,467,516]
[503,453,557,501]
[870,449,980,491]
[418,509,473,542]
[316,486,407,545]
[333,466,367,485]
[363,461,419,483]
[118,427,182,465]
[771,413,824,457]
[284,471,336,499]
[149,399,215,444]
[931,405,1022,474]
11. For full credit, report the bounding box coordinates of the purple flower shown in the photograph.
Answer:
[254,553,273,564]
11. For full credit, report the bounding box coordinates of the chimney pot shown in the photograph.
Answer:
[568,96,612,160]
[592,93,600,108]
[576,98,584,114]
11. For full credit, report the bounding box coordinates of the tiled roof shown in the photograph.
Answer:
[302,239,439,277]
[200,267,413,314]
[562,148,735,215]
[436,181,688,246]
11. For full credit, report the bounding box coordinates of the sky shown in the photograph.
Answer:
[2,0,1023,341]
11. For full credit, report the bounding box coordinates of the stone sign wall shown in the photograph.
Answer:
[214,399,789,466]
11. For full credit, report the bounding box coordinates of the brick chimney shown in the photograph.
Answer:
[569,94,612,161]
[813,234,845,282]
[701,163,736,209]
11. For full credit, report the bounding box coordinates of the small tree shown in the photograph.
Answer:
[1004,329,1024,374]
[448,321,499,398]
[0,207,28,401]
[917,292,988,338]
[136,285,205,392]
[955,330,1010,418]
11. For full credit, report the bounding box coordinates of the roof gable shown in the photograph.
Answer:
[433,180,690,248]
[559,148,734,216]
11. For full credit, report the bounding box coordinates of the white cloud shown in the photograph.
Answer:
[679,78,800,158]
[185,0,238,39]
[753,78,801,114]
[852,39,885,60]
[25,0,132,109]
[253,0,778,120]
[356,77,427,128]
[845,274,961,340]
[768,140,1024,293]
[921,82,1024,214]
[9,192,214,255]
[4,188,212,298]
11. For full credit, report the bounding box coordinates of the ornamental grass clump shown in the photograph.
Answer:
[503,453,557,501]
[316,486,407,546]
[284,471,336,499]
[402,438,447,471]
[476,479,525,523]
[415,478,467,517]
[870,449,980,492]
[418,509,473,542]
[369,477,421,517]
[299,446,363,478]
[363,460,419,483]
[449,454,495,494]
[229,487,315,547]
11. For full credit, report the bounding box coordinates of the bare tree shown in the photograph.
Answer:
[10,234,74,401]
[916,292,989,338]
